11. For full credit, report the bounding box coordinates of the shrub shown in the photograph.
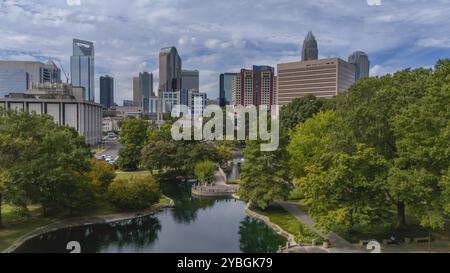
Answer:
[194,160,217,185]
[107,176,161,210]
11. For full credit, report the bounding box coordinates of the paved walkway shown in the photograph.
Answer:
[276,201,361,253]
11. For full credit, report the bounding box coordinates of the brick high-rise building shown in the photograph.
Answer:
[231,65,277,107]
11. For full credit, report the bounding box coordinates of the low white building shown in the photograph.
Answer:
[102,117,120,133]
[0,83,102,145]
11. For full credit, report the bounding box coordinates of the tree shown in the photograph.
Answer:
[119,118,149,146]
[0,110,95,215]
[141,140,177,172]
[194,160,217,185]
[107,176,161,210]
[87,159,116,195]
[118,144,142,171]
[0,170,5,228]
[280,94,335,133]
[239,140,290,210]
[389,66,450,229]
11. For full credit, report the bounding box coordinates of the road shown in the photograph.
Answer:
[99,141,122,160]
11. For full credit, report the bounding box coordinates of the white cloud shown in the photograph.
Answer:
[0,0,449,104]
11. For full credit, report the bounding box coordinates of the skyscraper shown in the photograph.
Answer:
[181,69,199,91]
[348,51,370,81]
[100,75,114,108]
[159,47,182,93]
[301,31,319,61]
[231,66,277,107]
[219,73,238,107]
[0,60,61,98]
[71,39,95,101]
[139,72,153,107]
[132,77,140,106]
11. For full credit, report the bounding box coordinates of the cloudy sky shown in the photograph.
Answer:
[1,0,449,104]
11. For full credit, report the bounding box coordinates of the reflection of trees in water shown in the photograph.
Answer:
[15,216,162,253]
[238,217,285,253]
[172,197,216,224]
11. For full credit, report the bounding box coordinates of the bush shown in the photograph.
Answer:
[87,159,116,195]
[107,176,161,210]
[194,160,217,185]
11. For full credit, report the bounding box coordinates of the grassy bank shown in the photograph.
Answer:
[226,179,240,185]
[255,205,323,244]
[0,171,169,252]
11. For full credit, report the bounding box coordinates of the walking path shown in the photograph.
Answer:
[276,201,362,253]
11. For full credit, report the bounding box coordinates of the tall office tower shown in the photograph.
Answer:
[348,51,370,81]
[219,73,239,107]
[301,31,319,61]
[0,60,61,98]
[100,75,114,108]
[277,58,355,106]
[132,77,140,106]
[231,66,277,107]
[159,47,182,93]
[71,39,95,101]
[181,69,199,91]
[139,72,153,107]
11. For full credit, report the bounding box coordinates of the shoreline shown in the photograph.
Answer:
[3,196,175,253]
[244,204,297,249]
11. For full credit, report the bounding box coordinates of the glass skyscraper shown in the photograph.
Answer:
[348,51,370,81]
[219,73,238,107]
[100,75,114,108]
[301,31,319,61]
[71,39,95,101]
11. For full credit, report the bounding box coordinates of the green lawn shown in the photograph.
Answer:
[255,205,323,244]
[115,171,153,180]
[226,179,240,185]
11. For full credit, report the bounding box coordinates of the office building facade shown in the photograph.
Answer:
[139,72,153,107]
[132,77,140,106]
[181,69,199,91]
[219,73,238,107]
[231,66,277,107]
[277,58,355,106]
[100,75,114,108]
[159,47,182,93]
[348,51,370,81]
[0,60,61,98]
[0,83,102,145]
[71,39,95,101]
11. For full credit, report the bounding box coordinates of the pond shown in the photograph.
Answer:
[14,181,285,253]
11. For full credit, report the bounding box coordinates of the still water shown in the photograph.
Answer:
[14,181,285,253]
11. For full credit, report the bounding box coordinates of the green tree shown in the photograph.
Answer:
[118,144,142,171]
[0,110,95,215]
[119,118,149,146]
[141,140,177,172]
[87,159,116,195]
[389,67,450,229]
[107,176,161,210]
[0,170,5,228]
[239,140,290,210]
[194,160,217,185]
[280,94,335,133]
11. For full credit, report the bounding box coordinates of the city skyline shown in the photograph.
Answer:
[0,0,449,104]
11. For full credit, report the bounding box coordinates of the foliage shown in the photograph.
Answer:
[87,159,116,195]
[194,160,217,185]
[288,60,450,232]
[0,110,95,215]
[107,176,161,210]
[118,144,142,171]
[119,118,149,147]
[239,140,290,210]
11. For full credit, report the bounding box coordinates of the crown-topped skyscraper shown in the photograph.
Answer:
[301,31,319,61]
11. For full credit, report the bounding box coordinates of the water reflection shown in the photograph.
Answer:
[15,180,285,253]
